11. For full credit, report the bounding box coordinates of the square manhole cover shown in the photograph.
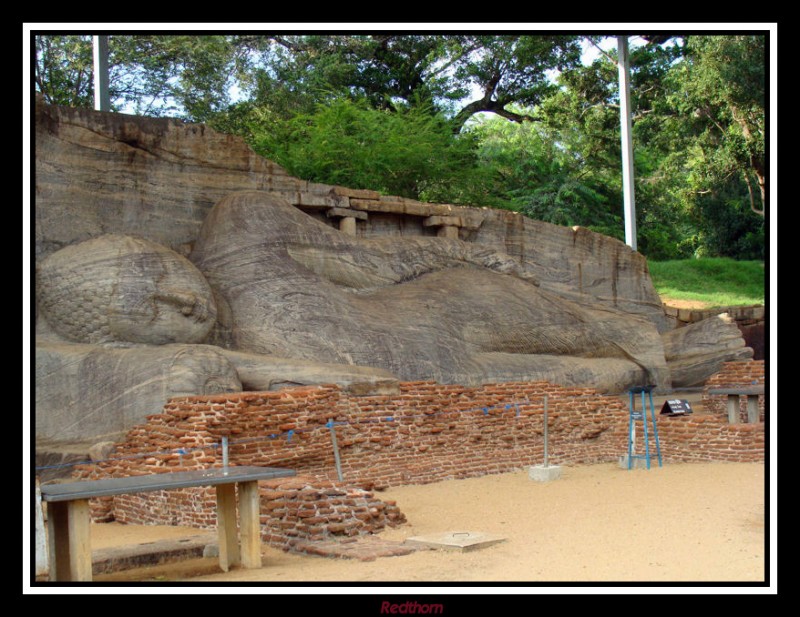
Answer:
[404,531,505,552]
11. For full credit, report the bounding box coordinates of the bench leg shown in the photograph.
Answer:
[216,484,240,571]
[726,395,740,424]
[46,499,92,582]
[238,481,262,568]
[747,395,760,423]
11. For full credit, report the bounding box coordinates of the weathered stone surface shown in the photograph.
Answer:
[423,215,465,227]
[349,197,454,217]
[32,229,401,444]
[219,349,399,393]
[326,207,368,221]
[34,339,399,445]
[471,220,669,331]
[36,234,217,345]
[330,185,382,199]
[34,101,665,332]
[35,342,242,443]
[661,314,754,387]
[34,99,297,260]
[190,191,670,391]
[423,213,484,231]
[88,441,117,462]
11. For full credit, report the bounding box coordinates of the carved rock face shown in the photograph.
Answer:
[35,343,242,443]
[190,191,671,391]
[36,234,217,345]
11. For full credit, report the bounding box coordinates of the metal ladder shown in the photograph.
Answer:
[627,385,662,469]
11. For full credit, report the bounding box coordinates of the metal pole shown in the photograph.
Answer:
[221,435,229,473]
[628,389,635,469]
[93,35,110,112]
[328,419,344,482]
[543,395,549,468]
[617,36,637,251]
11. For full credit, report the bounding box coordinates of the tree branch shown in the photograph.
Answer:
[451,96,534,132]
[270,35,308,53]
[580,102,619,118]
[426,42,481,79]
[743,172,765,217]
[585,37,617,64]
[699,106,727,135]
[483,70,502,99]
[492,106,533,123]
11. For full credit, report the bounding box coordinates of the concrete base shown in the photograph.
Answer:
[618,454,653,469]
[405,531,505,552]
[528,465,562,482]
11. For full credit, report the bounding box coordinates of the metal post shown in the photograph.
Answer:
[641,389,650,469]
[648,388,663,467]
[617,35,637,251]
[628,389,635,469]
[92,35,111,112]
[221,435,229,473]
[328,419,344,482]
[543,395,549,468]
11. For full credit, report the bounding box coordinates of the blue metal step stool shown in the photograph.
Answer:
[627,385,662,469]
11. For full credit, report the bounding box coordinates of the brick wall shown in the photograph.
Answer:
[110,475,406,547]
[259,477,406,548]
[75,378,765,548]
[609,414,764,464]
[651,415,764,463]
[702,360,766,421]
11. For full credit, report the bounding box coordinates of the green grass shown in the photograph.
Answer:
[648,258,765,308]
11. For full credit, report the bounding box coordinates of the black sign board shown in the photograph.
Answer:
[660,399,693,416]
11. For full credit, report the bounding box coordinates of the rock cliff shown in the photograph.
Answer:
[33,99,752,446]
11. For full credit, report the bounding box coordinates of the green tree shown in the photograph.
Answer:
[34,34,246,121]
[667,35,766,217]
[467,112,623,235]
[533,35,766,259]
[255,97,484,202]
[35,35,95,108]
[227,34,583,132]
[632,35,766,258]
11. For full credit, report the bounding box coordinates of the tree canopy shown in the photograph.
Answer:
[32,32,768,261]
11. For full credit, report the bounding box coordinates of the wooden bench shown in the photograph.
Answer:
[707,386,765,424]
[39,465,295,582]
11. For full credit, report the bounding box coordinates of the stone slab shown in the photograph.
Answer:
[326,207,369,220]
[349,198,454,217]
[40,466,295,502]
[707,386,764,396]
[423,215,464,228]
[91,534,216,575]
[330,186,382,200]
[404,531,506,552]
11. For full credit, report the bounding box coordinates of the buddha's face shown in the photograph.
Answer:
[37,234,217,345]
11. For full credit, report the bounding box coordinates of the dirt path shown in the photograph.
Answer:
[91,461,767,586]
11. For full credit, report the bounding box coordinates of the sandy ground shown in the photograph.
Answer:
[88,461,768,587]
[661,298,712,310]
